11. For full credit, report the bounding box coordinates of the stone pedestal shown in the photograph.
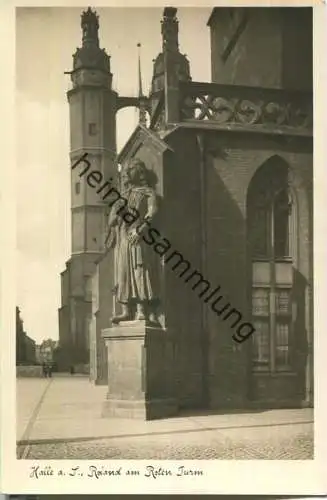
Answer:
[102,322,177,420]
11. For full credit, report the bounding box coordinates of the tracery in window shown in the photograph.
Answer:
[247,156,296,374]
[248,157,292,261]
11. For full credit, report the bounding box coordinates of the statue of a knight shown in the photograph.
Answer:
[106,158,160,324]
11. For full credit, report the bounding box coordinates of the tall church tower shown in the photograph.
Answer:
[59,8,117,366]
[68,7,117,257]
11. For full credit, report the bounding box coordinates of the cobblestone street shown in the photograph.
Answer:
[17,376,314,460]
[24,423,313,460]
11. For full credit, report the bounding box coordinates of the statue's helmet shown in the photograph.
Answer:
[127,158,148,184]
[129,157,146,171]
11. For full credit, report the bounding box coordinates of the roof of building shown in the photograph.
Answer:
[117,124,174,165]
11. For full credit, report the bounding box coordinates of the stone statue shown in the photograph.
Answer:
[106,158,160,325]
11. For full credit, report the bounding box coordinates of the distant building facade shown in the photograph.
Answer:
[35,345,41,364]
[60,7,313,407]
[16,307,36,365]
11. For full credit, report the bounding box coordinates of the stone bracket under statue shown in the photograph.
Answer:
[102,322,177,420]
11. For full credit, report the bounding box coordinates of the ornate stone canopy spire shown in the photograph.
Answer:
[150,7,191,97]
[68,6,111,85]
[161,7,179,52]
[81,7,100,48]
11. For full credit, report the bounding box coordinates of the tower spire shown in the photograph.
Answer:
[149,6,191,124]
[68,7,111,89]
[137,43,147,127]
[161,7,179,52]
[81,7,99,48]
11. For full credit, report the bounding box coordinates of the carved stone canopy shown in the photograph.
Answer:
[161,7,179,52]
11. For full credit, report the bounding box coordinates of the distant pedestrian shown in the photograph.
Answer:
[70,365,75,375]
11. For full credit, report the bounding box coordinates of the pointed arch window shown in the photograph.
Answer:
[248,157,296,375]
[249,183,293,262]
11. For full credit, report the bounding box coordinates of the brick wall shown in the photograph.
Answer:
[209,7,312,91]
[204,130,313,407]
[209,8,283,88]
[149,125,312,408]
[164,130,206,409]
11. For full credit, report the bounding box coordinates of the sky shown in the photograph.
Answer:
[16,7,211,343]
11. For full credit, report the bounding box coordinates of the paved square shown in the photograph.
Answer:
[17,375,314,460]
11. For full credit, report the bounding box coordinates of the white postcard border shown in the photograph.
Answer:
[1,0,326,495]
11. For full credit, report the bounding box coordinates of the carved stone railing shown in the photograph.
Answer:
[179,81,313,136]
